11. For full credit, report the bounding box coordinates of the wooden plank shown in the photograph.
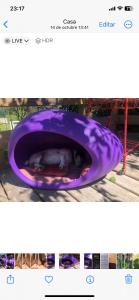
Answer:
[1,165,139,202]
[115,162,139,181]
[0,167,78,202]
[67,186,106,202]
[106,171,139,196]
[93,178,139,202]
[0,168,41,202]
[126,153,139,169]
[0,182,8,201]
[35,189,77,202]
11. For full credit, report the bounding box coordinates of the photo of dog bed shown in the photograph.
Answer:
[8,109,123,190]
[59,254,80,269]
[0,254,14,269]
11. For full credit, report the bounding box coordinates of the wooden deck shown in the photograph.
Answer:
[0,151,139,202]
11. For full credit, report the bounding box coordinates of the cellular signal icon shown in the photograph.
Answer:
[109,6,116,11]
[117,6,123,10]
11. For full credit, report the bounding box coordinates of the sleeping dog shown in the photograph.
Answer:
[25,148,83,169]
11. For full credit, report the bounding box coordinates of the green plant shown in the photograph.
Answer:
[10,107,29,121]
[118,168,123,175]
[108,176,116,183]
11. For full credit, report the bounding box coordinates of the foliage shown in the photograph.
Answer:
[133,259,139,269]
[59,104,80,113]
[9,107,29,121]
[118,168,123,175]
[108,176,116,183]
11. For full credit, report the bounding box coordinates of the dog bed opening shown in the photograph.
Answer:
[14,132,92,186]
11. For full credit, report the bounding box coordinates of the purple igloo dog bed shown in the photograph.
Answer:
[8,109,123,190]
[60,255,79,269]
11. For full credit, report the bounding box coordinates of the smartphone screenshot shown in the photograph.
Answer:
[0,1,139,300]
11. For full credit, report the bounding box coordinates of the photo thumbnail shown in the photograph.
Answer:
[0,254,14,269]
[84,253,139,269]
[59,254,80,269]
[1,253,139,270]
[14,253,55,269]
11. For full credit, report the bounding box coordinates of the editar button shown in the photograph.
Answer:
[99,21,116,28]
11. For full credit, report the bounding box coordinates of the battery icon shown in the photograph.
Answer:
[125,6,134,11]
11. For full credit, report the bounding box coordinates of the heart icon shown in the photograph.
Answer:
[45,276,53,283]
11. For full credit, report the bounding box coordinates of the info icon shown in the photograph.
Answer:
[86,275,94,284]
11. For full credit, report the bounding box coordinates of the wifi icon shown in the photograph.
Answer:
[117,6,123,10]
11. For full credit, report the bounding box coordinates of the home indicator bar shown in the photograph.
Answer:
[44,296,95,298]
